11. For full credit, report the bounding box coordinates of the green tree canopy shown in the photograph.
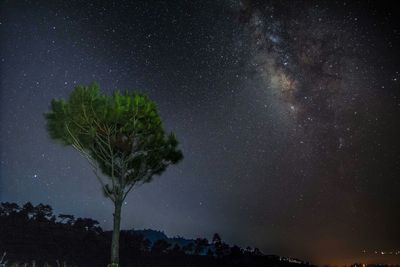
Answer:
[45,82,183,265]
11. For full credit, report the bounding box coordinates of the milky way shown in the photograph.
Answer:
[242,1,372,155]
[0,0,399,265]
[237,1,400,262]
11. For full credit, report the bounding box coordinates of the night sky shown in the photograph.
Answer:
[1,0,399,265]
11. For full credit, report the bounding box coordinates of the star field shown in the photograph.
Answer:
[0,1,399,265]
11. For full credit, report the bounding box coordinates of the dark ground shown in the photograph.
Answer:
[0,202,314,267]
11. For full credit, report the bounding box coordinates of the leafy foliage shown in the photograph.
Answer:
[45,82,183,202]
[45,83,183,264]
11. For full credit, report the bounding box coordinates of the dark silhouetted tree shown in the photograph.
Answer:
[0,202,20,216]
[21,202,35,220]
[120,231,150,257]
[212,233,223,258]
[58,214,75,225]
[194,238,209,255]
[244,246,253,256]
[183,243,194,255]
[45,82,183,265]
[74,218,101,232]
[212,233,221,244]
[33,204,53,222]
[170,244,184,256]
[151,239,171,256]
[220,242,231,257]
[252,247,262,256]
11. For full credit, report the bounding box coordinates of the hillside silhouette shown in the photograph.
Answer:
[0,202,314,267]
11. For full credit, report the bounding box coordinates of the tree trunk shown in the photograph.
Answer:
[111,199,122,265]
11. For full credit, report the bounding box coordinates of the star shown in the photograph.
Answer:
[1,1,399,265]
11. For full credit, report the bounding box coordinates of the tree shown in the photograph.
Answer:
[151,239,171,256]
[252,247,262,256]
[212,233,229,258]
[19,202,34,221]
[0,202,20,216]
[183,242,194,255]
[33,203,53,222]
[244,246,252,256]
[194,238,208,255]
[74,218,101,233]
[45,83,183,265]
[212,233,221,244]
[119,231,150,257]
[229,245,243,258]
[169,244,184,256]
[58,214,75,225]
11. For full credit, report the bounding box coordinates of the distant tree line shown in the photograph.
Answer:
[0,202,314,267]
